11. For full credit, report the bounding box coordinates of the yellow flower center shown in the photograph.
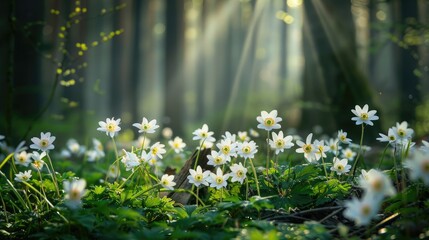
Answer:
[371,179,383,192]
[389,135,395,141]
[143,124,149,130]
[398,129,406,137]
[276,139,284,147]
[22,176,28,181]
[243,146,251,153]
[361,205,371,216]
[340,135,346,141]
[318,146,324,153]
[337,165,344,171]
[214,157,223,164]
[264,117,275,127]
[236,170,244,177]
[162,180,169,186]
[70,189,80,200]
[201,132,207,138]
[303,144,312,154]
[19,156,25,162]
[152,148,158,155]
[216,177,223,184]
[360,113,369,120]
[173,142,180,148]
[107,123,116,132]
[222,146,230,155]
[195,174,203,181]
[40,140,49,147]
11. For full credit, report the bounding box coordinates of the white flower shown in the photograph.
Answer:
[192,124,215,142]
[341,148,356,161]
[121,150,140,171]
[133,117,159,134]
[207,150,230,167]
[97,117,121,138]
[92,138,105,157]
[162,127,173,139]
[150,142,166,159]
[376,128,397,144]
[31,151,46,170]
[330,157,351,175]
[107,165,120,179]
[168,136,186,153]
[338,130,352,145]
[351,104,379,126]
[249,128,260,138]
[392,121,413,142]
[269,131,294,155]
[188,165,210,187]
[420,140,429,152]
[216,139,237,158]
[343,194,381,226]
[359,169,396,199]
[139,150,152,164]
[198,139,215,150]
[208,168,230,189]
[66,138,85,156]
[14,151,32,167]
[222,131,237,142]
[63,179,87,209]
[313,139,328,160]
[237,131,250,142]
[160,174,176,190]
[230,162,247,184]
[30,132,56,151]
[85,150,98,162]
[135,136,151,150]
[295,133,317,163]
[237,140,258,159]
[256,110,282,131]
[403,150,429,185]
[14,170,32,182]
[327,138,340,155]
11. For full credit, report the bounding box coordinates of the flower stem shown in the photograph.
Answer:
[266,131,270,174]
[0,170,29,211]
[112,137,120,181]
[351,125,365,178]
[46,153,60,197]
[249,158,261,196]
[321,155,328,178]
[0,153,14,170]
[130,184,160,199]
[377,143,390,169]
[193,139,205,170]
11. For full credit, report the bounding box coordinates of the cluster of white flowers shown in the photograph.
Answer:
[377,121,414,148]
[344,169,396,226]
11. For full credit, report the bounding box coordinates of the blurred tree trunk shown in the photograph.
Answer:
[164,0,185,136]
[301,0,379,139]
[394,0,420,124]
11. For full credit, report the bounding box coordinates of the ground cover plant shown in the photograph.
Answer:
[1,105,429,239]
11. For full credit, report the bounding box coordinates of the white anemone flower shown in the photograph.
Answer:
[208,168,230,189]
[341,148,356,161]
[230,162,247,184]
[133,117,159,134]
[392,121,414,143]
[30,132,56,152]
[338,130,352,145]
[150,142,166,159]
[107,164,120,179]
[207,150,230,167]
[313,139,328,160]
[359,169,396,199]
[188,165,210,187]
[256,110,282,131]
[192,124,215,142]
[237,140,258,159]
[343,194,381,226]
[168,136,186,153]
[14,151,32,167]
[97,117,121,138]
[327,138,340,155]
[403,149,429,185]
[160,174,176,190]
[121,150,140,171]
[376,128,397,145]
[330,157,351,175]
[63,179,87,209]
[295,133,317,163]
[351,104,379,126]
[269,131,294,155]
[237,131,250,142]
[31,151,46,171]
[222,131,237,142]
[216,138,237,158]
[14,170,32,182]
